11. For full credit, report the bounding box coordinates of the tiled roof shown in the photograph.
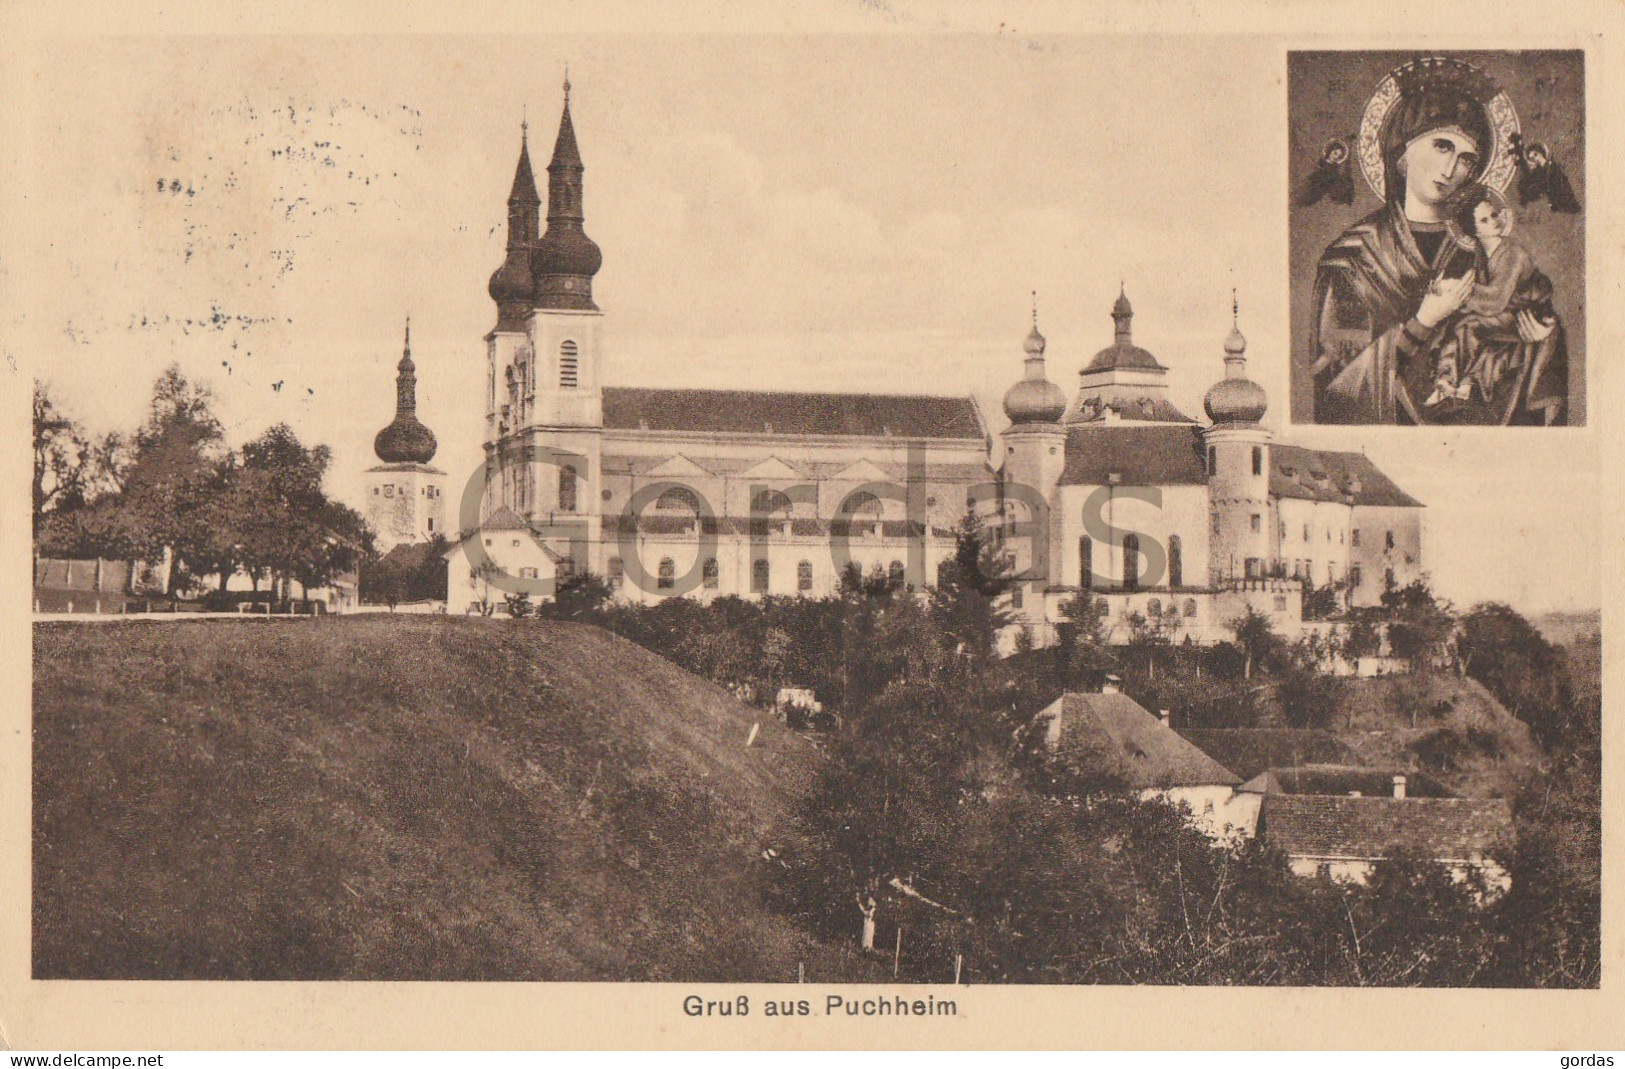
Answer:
[1177,729,1356,780]
[1236,765,1451,799]
[1271,445,1423,509]
[600,513,953,540]
[1035,691,1241,789]
[1066,395,1194,424]
[1059,424,1208,487]
[601,387,985,440]
[1259,795,1512,861]
[480,506,532,531]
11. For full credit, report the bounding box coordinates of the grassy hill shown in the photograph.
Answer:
[34,617,873,981]
[1306,672,1541,798]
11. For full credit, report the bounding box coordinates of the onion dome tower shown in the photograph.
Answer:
[1204,304,1269,425]
[1003,303,1069,425]
[488,120,540,331]
[531,76,602,312]
[374,318,438,465]
[366,318,447,551]
[999,296,1068,636]
[1067,286,1193,424]
[1202,294,1273,585]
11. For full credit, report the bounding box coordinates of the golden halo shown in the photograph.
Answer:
[1357,58,1521,201]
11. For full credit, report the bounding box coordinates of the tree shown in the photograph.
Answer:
[94,365,230,577]
[929,511,1012,668]
[1381,579,1455,670]
[1456,602,1575,749]
[232,423,369,598]
[33,382,130,554]
[1228,605,1278,680]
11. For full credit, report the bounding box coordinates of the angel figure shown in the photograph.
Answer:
[1511,134,1581,213]
[1296,136,1356,207]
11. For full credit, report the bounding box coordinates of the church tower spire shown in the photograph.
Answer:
[488,122,541,331]
[532,75,601,311]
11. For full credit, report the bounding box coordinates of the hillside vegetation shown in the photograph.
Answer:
[34,617,869,981]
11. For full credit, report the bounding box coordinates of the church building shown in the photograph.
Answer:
[446,81,1425,638]
[459,82,990,607]
[995,292,1424,646]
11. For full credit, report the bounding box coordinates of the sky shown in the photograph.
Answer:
[7,33,1604,614]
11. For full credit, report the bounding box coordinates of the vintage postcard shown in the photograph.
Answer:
[2,2,1619,1053]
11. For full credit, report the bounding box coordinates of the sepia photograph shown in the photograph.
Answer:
[3,12,1614,1053]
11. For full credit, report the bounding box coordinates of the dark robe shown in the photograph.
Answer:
[1308,202,1567,425]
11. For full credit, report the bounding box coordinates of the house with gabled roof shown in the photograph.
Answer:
[1029,690,1255,840]
[443,506,565,614]
[1256,793,1513,894]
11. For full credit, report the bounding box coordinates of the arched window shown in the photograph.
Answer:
[1183,598,1198,617]
[752,558,770,593]
[607,556,625,590]
[841,491,883,534]
[656,485,702,513]
[702,557,720,590]
[1079,536,1093,590]
[1208,446,1216,474]
[797,560,814,592]
[1123,533,1141,591]
[1252,446,1262,476]
[888,560,906,588]
[1167,534,1183,588]
[657,557,675,590]
[558,464,577,512]
[1148,597,1162,617]
[559,340,579,389]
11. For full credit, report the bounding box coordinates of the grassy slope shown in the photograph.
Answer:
[1313,672,1542,798]
[34,617,868,981]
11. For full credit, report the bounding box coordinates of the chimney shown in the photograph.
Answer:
[1159,709,1171,726]
[1101,675,1121,694]
[1392,774,1407,800]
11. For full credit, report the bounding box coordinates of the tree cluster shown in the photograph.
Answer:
[34,367,371,599]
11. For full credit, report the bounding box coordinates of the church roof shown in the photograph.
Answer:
[601,387,985,441]
[1033,691,1241,789]
[1067,394,1194,425]
[1271,445,1423,508]
[1175,729,1354,780]
[1058,424,1207,486]
[1258,795,1511,862]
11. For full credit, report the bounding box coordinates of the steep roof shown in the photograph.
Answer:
[1236,765,1451,799]
[1271,445,1423,509]
[1059,424,1207,487]
[601,387,985,441]
[1035,691,1241,789]
[1259,795,1511,861]
[1176,729,1356,780]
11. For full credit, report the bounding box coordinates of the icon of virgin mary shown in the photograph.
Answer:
[1308,57,1568,425]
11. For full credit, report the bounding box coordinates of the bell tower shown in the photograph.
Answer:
[1202,296,1273,585]
[481,77,604,571]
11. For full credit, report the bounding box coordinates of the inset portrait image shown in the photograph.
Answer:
[1289,51,1584,426]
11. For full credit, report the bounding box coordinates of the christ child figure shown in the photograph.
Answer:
[1425,185,1556,406]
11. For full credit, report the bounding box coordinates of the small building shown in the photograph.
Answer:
[443,506,564,614]
[1029,691,1251,840]
[1256,793,1513,894]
